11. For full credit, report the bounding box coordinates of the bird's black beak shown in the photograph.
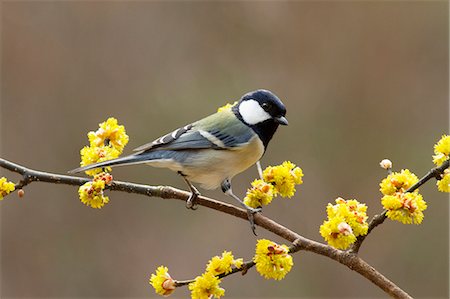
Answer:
[275,116,288,126]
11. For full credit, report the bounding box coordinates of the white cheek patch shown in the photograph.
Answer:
[239,99,272,125]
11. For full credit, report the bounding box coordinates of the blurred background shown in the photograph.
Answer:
[1,1,448,298]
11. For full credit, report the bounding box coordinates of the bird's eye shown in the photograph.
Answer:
[261,102,271,112]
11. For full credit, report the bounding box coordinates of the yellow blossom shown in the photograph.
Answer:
[78,179,109,209]
[189,272,224,299]
[253,239,293,280]
[206,251,243,275]
[379,168,426,224]
[149,266,176,297]
[233,258,243,269]
[291,167,304,185]
[433,152,447,167]
[93,172,113,186]
[320,198,368,249]
[433,135,450,166]
[382,192,427,224]
[320,217,357,250]
[217,101,237,113]
[243,179,275,208]
[379,169,419,196]
[282,161,304,184]
[80,145,120,176]
[263,161,303,198]
[326,198,369,237]
[88,117,129,153]
[437,171,450,193]
[0,177,15,200]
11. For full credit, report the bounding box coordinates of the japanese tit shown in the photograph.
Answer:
[70,89,288,234]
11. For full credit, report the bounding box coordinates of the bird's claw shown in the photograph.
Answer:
[180,173,201,210]
[245,206,261,236]
[221,179,261,235]
[248,206,262,213]
[186,192,199,210]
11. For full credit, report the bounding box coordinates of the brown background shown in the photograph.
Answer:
[1,1,448,298]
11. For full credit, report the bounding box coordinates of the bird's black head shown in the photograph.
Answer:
[233,89,288,148]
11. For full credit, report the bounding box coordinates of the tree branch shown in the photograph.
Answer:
[350,159,450,253]
[0,157,414,298]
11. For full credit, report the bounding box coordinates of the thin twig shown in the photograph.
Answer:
[0,157,416,298]
[407,159,449,192]
[350,159,450,253]
[174,260,257,287]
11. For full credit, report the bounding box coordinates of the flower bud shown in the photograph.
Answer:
[337,222,353,236]
[161,277,176,296]
[380,159,393,170]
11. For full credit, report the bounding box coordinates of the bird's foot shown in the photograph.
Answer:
[186,191,199,210]
[221,179,263,235]
[179,172,200,210]
[244,205,262,236]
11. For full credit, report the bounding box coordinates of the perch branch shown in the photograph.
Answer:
[0,157,416,298]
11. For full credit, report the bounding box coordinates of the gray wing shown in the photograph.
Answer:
[133,124,228,152]
[133,113,255,152]
[133,124,194,152]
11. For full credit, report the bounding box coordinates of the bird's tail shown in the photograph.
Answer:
[68,154,150,174]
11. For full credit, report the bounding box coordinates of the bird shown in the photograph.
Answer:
[69,89,288,234]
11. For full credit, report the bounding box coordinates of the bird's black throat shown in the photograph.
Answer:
[249,120,280,149]
[232,105,280,149]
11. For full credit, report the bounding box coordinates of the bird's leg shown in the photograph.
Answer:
[178,172,200,210]
[256,161,263,179]
[221,179,261,235]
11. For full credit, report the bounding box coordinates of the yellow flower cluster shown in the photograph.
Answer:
[253,239,293,280]
[80,117,129,176]
[437,170,450,192]
[379,169,426,224]
[433,135,450,193]
[217,101,237,113]
[263,161,303,198]
[381,193,427,224]
[78,172,113,209]
[244,161,303,208]
[188,251,242,298]
[88,117,129,151]
[0,177,15,200]
[379,169,418,195]
[80,146,120,176]
[432,134,450,166]
[149,266,176,297]
[205,251,243,276]
[189,272,225,299]
[243,179,275,208]
[319,198,368,250]
[150,251,242,298]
